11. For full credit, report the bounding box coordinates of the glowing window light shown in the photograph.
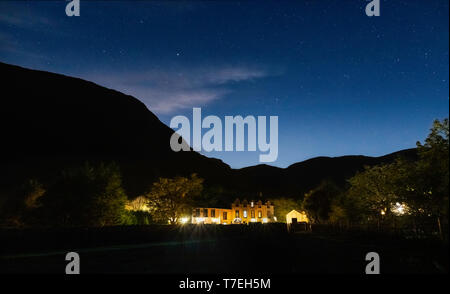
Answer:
[211,218,219,223]
[195,217,205,223]
[262,218,268,223]
[250,218,257,223]
[180,217,189,224]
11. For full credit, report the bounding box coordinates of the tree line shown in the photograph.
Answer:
[300,118,448,239]
[0,118,447,241]
[0,162,205,227]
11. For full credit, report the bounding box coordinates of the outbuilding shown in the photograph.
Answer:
[286,209,309,224]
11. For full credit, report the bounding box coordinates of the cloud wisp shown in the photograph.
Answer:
[84,66,271,114]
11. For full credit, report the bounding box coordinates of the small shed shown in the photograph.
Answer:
[286,209,309,224]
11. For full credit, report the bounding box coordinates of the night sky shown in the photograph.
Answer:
[0,0,448,168]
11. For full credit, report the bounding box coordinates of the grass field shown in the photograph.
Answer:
[0,224,447,274]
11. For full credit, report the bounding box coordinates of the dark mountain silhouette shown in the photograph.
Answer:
[0,62,231,197]
[0,62,417,201]
[232,149,417,198]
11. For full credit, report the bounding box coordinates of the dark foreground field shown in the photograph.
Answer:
[0,224,447,274]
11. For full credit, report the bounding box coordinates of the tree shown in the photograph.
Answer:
[126,196,150,211]
[145,174,203,224]
[270,198,302,223]
[346,162,407,228]
[345,118,449,237]
[328,191,351,227]
[40,162,128,227]
[1,179,46,227]
[413,118,449,239]
[23,179,46,209]
[302,180,342,224]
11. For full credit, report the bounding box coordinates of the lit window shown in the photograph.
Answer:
[251,210,255,218]
[258,211,262,218]
[243,210,247,218]
[235,210,240,218]
[251,201,254,207]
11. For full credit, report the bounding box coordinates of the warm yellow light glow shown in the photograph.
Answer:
[381,210,386,215]
[286,210,309,224]
[211,218,219,223]
[392,202,408,216]
[250,218,257,223]
[273,216,277,222]
[195,217,205,223]
[180,217,189,224]
[262,218,268,223]
[125,196,150,212]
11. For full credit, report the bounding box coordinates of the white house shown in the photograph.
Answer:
[286,209,309,224]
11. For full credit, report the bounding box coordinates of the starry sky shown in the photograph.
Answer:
[0,0,448,168]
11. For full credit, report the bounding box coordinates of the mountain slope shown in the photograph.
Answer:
[0,62,417,201]
[0,62,231,196]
